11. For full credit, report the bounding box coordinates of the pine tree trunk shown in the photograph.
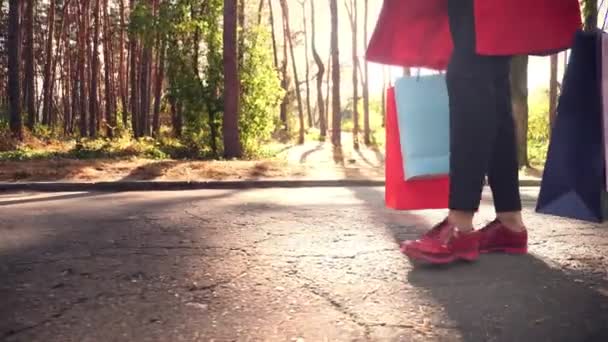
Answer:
[238,0,245,65]
[549,54,558,129]
[24,0,36,130]
[257,0,264,25]
[511,55,529,168]
[325,53,331,130]
[89,0,100,137]
[119,0,128,123]
[300,1,312,129]
[381,66,386,128]
[311,0,326,139]
[8,0,22,139]
[223,0,242,158]
[279,0,305,144]
[129,0,140,137]
[103,0,115,137]
[362,0,370,145]
[346,0,359,149]
[153,39,165,137]
[42,0,56,127]
[271,0,288,131]
[330,0,341,146]
[79,0,90,137]
[267,0,279,70]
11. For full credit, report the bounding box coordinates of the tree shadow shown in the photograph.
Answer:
[299,142,325,164]
[0,192,108,207]
[0,189,245,341]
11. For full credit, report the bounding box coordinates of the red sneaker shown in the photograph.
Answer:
[401,219,480,264]
[478,219,528,254]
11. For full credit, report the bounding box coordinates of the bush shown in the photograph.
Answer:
[528,88,551,166]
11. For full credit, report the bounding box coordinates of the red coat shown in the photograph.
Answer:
[366,0,582,70]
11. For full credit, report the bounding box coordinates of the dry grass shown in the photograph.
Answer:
[0,158,313,182]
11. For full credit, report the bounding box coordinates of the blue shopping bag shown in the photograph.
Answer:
[394,74,450,181]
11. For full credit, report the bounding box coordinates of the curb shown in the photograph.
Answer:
[0,179,386,192]
[0,178,541,192]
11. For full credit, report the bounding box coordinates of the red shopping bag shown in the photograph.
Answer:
[385,87,450,210]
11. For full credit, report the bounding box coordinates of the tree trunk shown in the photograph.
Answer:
[42,0,56,127]
[511,55,529,168]
[330,0,341,146]
[103,0,116,137]
[311,0,326,139]
[23,0,36,130]
[381,66,386,128]
[79,0,90,137]
[223,0,242,158]
[279,0,305,144]
[346,0,359,149]
[153,39,165,137]
[63,5,72,134]
[129,0,139,137]
[89,0,100,137]
[267,0,279,70]
[299,0,312,129]
[8,0,22,139]
[549,54,558,129]
[238,0,245,65]
[257,0,264,25]
[270,0,287,130]
[362,0,370,144]
[325,53,331,130]
[119,0,128,123]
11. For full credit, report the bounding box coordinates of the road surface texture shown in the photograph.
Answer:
[1,187,607,342]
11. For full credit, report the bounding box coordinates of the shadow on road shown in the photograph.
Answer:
[344,182,608,341]
[0,189,243,341]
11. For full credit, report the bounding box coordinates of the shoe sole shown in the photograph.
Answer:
[401,246,479,265]
[480,246,528,255]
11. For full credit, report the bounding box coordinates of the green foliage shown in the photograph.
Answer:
[239,26,285,156]
[528,89,551,166]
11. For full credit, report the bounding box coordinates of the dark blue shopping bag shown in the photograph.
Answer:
[536,30,608,222]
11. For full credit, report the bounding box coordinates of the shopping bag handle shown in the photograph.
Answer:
[413,67,443,82]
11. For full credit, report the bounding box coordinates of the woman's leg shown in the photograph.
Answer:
[487,75,525,230]
[445,0,512,231]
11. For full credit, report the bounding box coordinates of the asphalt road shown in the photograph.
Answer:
[1,187,607,341]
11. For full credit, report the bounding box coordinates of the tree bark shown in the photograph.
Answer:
[119,0,128,123]
[238,0,245,65]
[330,0,341,146]
[89,0,100,137]
[153,38,165,137]
[549,54,558,129]
[299,0,313,129]
[362,0,370,144]
[8,0,22,139]
[345,0,359,149]
[310,0,326,139]
[129,0,139,137]
[381,66,386,128]
[325,53,331,130]
[267,0,279,70]
[42,0,56,127]
[223,0,242,158]
[103,0,116,137]
[279,0,305,144]
[23,0,36,130]
[511,55,529,168]
[257,0,264,25]
[78,0,90,137]
[270,0,287,130]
